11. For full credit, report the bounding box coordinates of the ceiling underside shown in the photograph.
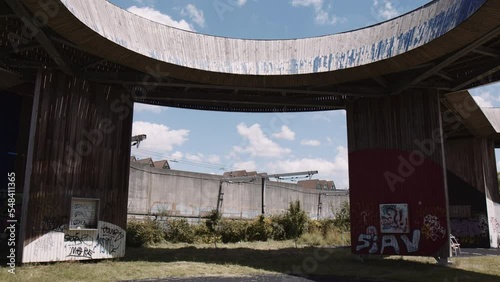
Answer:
[1,0,500,112]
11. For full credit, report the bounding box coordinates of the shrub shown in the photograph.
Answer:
[247,215,273,242]
[282,200,308,241]
[269,214,287,241]
[126,219,164,247]
[219,219,248,243]
[333,201,350,232]
[165,219,195,243]
[205,209,222,247]
[192,223,213,244]
[298,232,324,246]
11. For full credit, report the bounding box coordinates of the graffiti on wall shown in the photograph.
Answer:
[380,204,409,233]
[22,221,125,262]
[490,217,499,234]
[422,215,446,241]
[356,225,421,255]
[450,214,489,245]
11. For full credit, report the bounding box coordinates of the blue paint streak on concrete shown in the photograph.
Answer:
[313,56,322,73]
[328,54,333,71]
[149,50,158,60]
[323,55,328,68]
[289,58,298,74]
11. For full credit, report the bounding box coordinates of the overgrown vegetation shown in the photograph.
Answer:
[127,200,350,247]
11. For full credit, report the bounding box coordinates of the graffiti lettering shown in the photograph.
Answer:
[64,233,93,246]
[357,226,421,254]
[74,203,91,210]
[74,211,88,218]
[381,235,400,254]
[71,219,88,227]
[356,226,379,254]
[67,246,93,259]
[94,234,121,254]
[33,234,55,257]
[491,217,499,233]
[100,226,125,242]
[451,217,489,238]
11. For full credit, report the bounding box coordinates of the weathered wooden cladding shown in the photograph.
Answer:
[22,69,133,248]
[347,90,444,165]
[445,137,499,201]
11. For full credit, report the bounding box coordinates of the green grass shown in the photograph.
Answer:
[0,241,499,282]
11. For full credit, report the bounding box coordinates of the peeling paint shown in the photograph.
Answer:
[61,0,486,75]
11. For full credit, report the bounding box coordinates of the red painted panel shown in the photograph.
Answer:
[350,149,448,256]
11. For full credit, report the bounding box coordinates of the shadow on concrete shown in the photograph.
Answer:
[120,246,500,282]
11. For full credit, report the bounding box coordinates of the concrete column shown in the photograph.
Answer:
[347,90,450,258]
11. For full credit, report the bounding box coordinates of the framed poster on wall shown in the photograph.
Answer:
[69,198,99,230]
[380,203,409,233]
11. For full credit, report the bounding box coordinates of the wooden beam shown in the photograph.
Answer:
[139,91,345,109]
[83,72,383,97]
[472,46,500,58]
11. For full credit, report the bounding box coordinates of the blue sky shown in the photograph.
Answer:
[109,0,500,189]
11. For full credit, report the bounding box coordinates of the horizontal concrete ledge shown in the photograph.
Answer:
[22,0,500,87]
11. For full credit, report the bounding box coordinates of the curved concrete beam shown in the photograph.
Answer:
[22,0,500,87]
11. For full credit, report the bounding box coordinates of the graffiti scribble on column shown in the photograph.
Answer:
[422,215,446,241]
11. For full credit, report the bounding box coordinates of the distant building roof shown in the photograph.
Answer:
[136,158,154,167]
[153,160,170,170]
[223,170,259,177]
[297,179,336,190]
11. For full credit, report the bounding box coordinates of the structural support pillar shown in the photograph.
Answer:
[261,178,266,215]
[18,70,134,263]
[347,90,450,258]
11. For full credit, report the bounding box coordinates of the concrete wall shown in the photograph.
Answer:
[128,163,349,220]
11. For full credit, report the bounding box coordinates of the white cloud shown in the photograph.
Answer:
[134,103,163,114]
[233,123,291,157]
[373,0,399,21]
[171,151,184,159]
[132,121,189,155]
[473,96,493,108]
[181,4,206,28]
[301,139,321,146]
[472,91,500,108]
[236,0,248,6]
[233,160,257,171]
[127,6,194,31]
[267,146,349,189]
[272,126,296,141]
[290,0,346,25]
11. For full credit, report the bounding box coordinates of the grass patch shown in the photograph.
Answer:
[0,241,499,282]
